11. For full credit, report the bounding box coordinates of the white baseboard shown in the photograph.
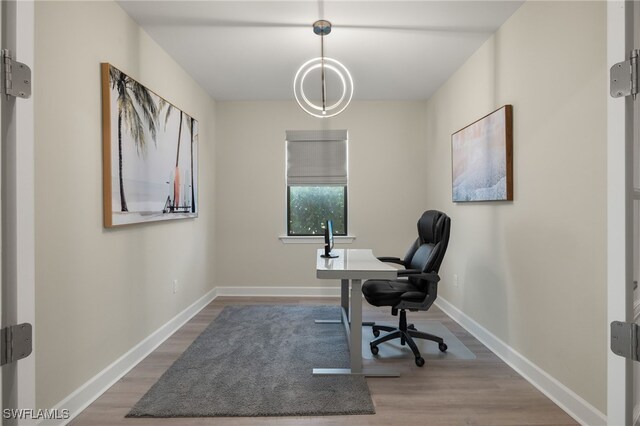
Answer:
[435,297,607,426]
[41,287,603,426]
[214,286,340,298]
[39,286,334,425]
[39,287,217,426]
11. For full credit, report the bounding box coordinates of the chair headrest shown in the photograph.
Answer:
[417,210,443,244]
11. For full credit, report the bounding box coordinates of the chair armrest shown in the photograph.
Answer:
[397,269,422,276]
[377,257,405,266]
[395,274,441,311]
[398,272,441,283]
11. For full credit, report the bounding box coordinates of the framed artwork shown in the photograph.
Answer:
[101,63,198,227]
[451,105,513,202]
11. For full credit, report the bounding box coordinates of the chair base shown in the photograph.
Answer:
[370,310,447,367]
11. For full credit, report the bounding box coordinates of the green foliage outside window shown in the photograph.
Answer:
[288,186,346,235]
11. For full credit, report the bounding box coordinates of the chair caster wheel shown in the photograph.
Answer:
[439,343,448,352]
[415,357,425,367]
[372,329,380,337]
[370,345,379,355]
[408,324,416,330]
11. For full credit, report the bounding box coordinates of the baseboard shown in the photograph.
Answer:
[39,285,334,425]
[434,297,607,426]
[41,287,602,426]
[39,287,217,426]
[214,285,340,298]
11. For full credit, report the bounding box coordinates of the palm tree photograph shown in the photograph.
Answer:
[101,63,199,227]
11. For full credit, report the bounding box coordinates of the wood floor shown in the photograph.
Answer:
[70,297,577,425]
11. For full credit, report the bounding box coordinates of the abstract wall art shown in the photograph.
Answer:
[451,105,513,202]
[101,63,198,227]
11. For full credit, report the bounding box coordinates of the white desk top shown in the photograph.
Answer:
[316,249,398,280]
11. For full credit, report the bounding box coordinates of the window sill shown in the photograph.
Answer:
[279,235,356,244]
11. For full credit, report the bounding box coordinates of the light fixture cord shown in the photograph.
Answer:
[321,32,326,113]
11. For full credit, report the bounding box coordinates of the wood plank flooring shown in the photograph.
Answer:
[70,297,577,425]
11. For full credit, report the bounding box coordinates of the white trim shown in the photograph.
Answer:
[278,235,356,244]
[607,1,631,425]
[215,286,340,298]
[12,0,36,419]
[435,297,606,426]
[39,288,217,426]
[41,286,604,425]
[39,286,339,425]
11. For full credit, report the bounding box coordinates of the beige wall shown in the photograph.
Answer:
[423,1,607,412]
[34,1,216,409]
[34,0,608,417]
[214,101,427,287]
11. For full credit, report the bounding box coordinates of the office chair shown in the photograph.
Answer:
[362,210,451,367]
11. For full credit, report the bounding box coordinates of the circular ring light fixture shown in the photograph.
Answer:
[294,58,353,117]
[293,20,354,118]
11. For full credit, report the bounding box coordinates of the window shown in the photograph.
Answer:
[286,130,348,236]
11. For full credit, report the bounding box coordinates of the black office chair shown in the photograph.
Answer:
[362,210,451,367]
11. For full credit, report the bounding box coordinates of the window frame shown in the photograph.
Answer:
[286,185,348,237]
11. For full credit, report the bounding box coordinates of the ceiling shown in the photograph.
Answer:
[117,1,524,101]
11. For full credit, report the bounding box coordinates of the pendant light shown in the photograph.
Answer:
[293,20,354,118]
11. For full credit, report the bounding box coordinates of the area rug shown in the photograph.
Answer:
[127,305,375,417]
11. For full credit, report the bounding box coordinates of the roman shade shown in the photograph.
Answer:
[286,130,348,186]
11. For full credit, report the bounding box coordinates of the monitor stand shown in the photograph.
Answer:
[321,252,339,259]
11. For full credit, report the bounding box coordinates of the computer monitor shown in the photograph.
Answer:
[321,220,339,258]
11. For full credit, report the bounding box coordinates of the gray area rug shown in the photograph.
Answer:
[127,305,375,417]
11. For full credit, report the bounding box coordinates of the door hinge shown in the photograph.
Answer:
[1,49,31,99]
[0,323,33,367]
[611,49,640,99]
[611,321,640,361]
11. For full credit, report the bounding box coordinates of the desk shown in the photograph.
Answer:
[315,249,398,376]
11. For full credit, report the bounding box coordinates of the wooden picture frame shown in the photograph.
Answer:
[101,63,199,227]
[451,105,513,202]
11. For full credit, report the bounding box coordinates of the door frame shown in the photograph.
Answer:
[0,0,633,423]
[608,1,633,425]
[1,0,35,420]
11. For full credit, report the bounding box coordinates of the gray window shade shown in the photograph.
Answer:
[286,130,348,186]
